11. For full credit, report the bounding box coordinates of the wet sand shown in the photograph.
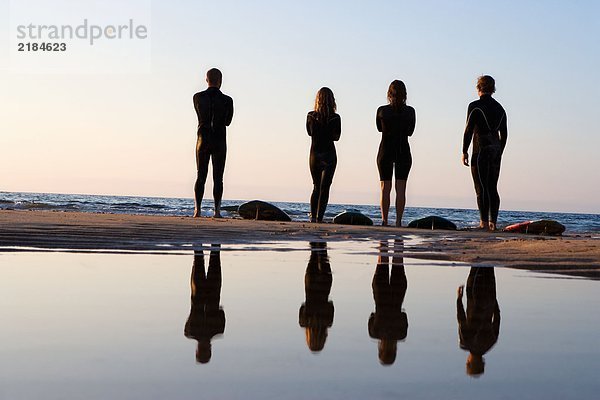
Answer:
[1,210,598,276]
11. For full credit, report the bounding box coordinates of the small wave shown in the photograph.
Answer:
[14,201,76,210]
[110,202,166,209]
[285,209,307,216]
[110,202,143,207]
[141,204,167,209]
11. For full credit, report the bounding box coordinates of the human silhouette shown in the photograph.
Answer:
[376,80,416,226]
[299,242,334,352]
[369,239,408,365]
[461,75,508,231]
[184,246,225,364]
[306,87,341,223]
[193,68,234,218]
[457,267,501,376]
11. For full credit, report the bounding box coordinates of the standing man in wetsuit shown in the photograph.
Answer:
[456,267,500,376]
[193,68,234,218]
[184,246,226,364]
[462,75,508,231]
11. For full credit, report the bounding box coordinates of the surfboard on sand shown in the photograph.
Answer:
[504,220,565,235]
[333,211,374,226]
[238,200,292,222]
[408,216,457,230]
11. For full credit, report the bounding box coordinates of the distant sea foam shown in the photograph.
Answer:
[1,191,598,234]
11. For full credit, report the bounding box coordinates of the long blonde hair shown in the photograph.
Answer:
[314,87,336,118]
[387,80,407,111]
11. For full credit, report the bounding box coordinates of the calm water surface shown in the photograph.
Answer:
[0,241,598,399]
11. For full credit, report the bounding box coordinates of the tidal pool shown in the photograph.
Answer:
[0,240,598,399]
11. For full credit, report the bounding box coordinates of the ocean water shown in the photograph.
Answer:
[0,191,598,234]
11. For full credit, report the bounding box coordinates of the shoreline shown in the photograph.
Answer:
[2,192,598,235]
[1,210,598,278]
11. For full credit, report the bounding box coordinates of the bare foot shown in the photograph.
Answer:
[488,222,497,231]
[473,221,489,230]
[193,210,200,218]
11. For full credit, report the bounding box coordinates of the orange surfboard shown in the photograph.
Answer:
[504,220,565,235]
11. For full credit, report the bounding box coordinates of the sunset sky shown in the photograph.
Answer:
[1,0,599,213]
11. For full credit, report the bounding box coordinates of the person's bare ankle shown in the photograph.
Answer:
[488,222,497,231]
[193,210,200,218]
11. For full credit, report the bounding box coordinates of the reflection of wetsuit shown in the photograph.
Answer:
[184,249,225,363]
[299,242,334,352]
[457,267,500,358]
[376,104,416,181]
[306,111,341,222]
[462,94,507,224]
[193,87,234,209]
[369,240,408,365]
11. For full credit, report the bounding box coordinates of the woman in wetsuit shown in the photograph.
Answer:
[369,239,408,365]
[299,242,334,352]
[306,87,341,223]
[376,80,416,226]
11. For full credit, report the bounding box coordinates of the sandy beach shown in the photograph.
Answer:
[1,210,598,277]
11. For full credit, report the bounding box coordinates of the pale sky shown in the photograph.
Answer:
[1,0,599,213]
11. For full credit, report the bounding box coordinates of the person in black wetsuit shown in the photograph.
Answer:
[376,80,416,227]
[306,87,341,223]
[299,242,334,352]
[368,239,408,365]
[462,75,508,231]
[193,68,234,218]
[184,245,226,364]
[457,267,500,376]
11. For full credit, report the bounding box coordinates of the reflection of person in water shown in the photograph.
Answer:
[299,242,334,352]
[457,267,500,376]
[369,239,408,365]
[184,246,225,364]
